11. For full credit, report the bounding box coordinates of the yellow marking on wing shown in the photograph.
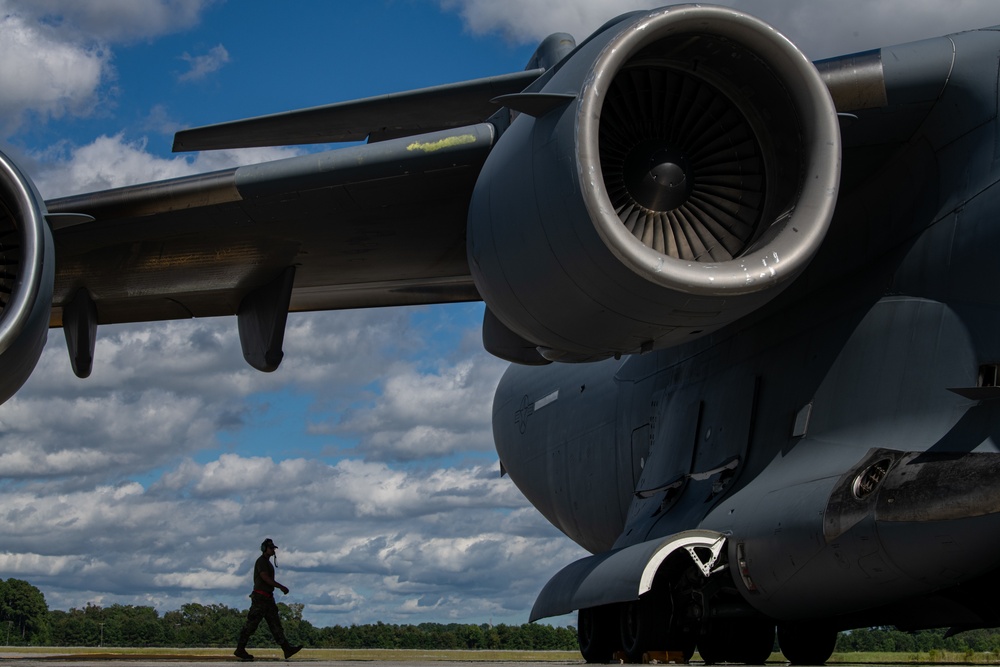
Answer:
[406,134,477,152]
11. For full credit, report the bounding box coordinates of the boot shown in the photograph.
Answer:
[234,646,254,661]
[282,643,303,660]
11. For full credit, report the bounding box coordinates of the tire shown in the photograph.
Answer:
[665,570,699,663]
[697,622,725,665]
[733,619,775,664]
[778,623,837,665]
[698,618,774,664]
[619,598,667,663]
[578,605,618,663]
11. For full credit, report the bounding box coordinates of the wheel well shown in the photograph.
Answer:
[647,540,729,596]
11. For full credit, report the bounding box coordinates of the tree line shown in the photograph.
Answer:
[9,577,1000,652]
[0,578,577,649]
[835,626,1000,654]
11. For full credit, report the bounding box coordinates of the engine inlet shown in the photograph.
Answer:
[601,66,764,263]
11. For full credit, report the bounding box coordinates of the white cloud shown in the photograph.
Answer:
[0,0,219,134]
[443,0,1000,59]
[178,44,230,82]
[3,0,217,43]
[0,450,587,625]
[30,133,303,198]
[0,280,553,625]
[1,305,473,485]
[0,10,107,133]
[328,356,506,461]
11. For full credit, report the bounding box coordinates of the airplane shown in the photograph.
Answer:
[2,2,1000,664]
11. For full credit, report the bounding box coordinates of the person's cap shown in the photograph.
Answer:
[261,538,278,552]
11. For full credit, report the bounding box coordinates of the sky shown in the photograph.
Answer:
[1,0,1000,633]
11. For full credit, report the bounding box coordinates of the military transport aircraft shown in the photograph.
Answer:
[2,2,1000,664]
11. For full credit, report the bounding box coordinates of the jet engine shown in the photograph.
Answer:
[0,149,54,403]
[468,5,841,363]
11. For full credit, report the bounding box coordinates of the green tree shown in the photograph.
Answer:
[0,578,50,644]
[171,603,245,647]
[101,604,163,647]
[47,604,103,647]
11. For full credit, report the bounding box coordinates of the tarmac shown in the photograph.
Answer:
[0,663,583,667]
[0,652,588,667]
[0,655,909,667]
[0,656,585,667]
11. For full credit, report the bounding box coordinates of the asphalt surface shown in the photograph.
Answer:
[0,657,585,667]
[0,656,909,667]
[0,651,584,667]
[0,663,582,667]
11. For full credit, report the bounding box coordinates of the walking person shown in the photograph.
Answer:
[234,538,303,661]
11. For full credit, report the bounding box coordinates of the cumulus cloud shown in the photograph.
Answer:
[29,133,303,198]
[0,450,586,625]
[0,10,107,133]
[0,0,219,134]
[326,356,506,461]
[1,305,480,486]
[3,0,217,43]
[443,0,1000,59]
[178,44,230,82]
[0,310,575,625]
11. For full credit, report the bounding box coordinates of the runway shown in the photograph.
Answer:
[0,651,585,666]
[0,656,584,667]
[0,662,581,667]
[0,654,928,667]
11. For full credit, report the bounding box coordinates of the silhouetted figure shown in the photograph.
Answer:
[234,538,302,661]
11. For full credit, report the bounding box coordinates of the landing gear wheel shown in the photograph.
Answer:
[733,619,775,664]
[578,605,618,663]
[665,569,698,663]
[697,622,725,665]
[619,597,667,663]
[778,623,837,665]
[698,618,774,664]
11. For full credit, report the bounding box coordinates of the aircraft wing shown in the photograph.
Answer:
[45,122,496,329]
[0,34,575,391]
[171,70,543,149]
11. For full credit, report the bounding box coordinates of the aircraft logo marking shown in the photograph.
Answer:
[515,394,534,434]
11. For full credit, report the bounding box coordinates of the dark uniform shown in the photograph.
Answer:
[234,539,302,661]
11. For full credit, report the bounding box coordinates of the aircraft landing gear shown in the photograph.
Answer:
[574,548,778,664]
[619,597,665,663]
[578,605,617,663]
[578,592,698,664]
[618,595,695,663]
[777,623,837,665]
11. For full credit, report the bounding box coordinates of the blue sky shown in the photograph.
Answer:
[19,2,536,157]
[1,0,1000,634]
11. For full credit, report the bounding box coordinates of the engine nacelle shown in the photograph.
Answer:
[0,148,54,404]
[468,5,840,363]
